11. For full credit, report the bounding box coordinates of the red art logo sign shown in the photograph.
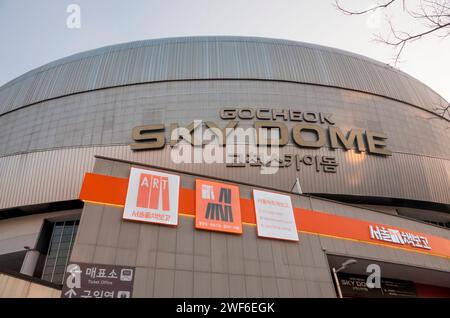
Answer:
[195,179,242,234]
[123,168,180,226]
[136,174,170,211]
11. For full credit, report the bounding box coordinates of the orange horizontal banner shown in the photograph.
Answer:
[80,173,450,259]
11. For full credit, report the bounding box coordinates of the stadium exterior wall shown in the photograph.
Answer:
[0,37,449,298]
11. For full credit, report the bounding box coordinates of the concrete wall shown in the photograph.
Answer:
[68,157,450,298]
[0,210,81,255]
[0,273,60,298]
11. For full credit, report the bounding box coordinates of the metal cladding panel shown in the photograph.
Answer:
[0,36,447,117]
[0,80,448,159]
[0,145,449,211]
[0,37,448,212]
[0,148,95,209]
[0,273,61,298]
[0,78,448,209]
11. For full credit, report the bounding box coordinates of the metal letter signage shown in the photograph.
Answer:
[195,179,242,234]
[253,189,299,241]
[123,167,180,226]
[130,107,392,157]
[61,263,135,298]
[369,225,431,250]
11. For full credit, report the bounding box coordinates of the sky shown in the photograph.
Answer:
[0,0,449,101]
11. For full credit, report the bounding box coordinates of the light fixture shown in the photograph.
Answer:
[335,259,357,273]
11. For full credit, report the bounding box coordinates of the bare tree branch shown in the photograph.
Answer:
[432,100,450,120]
[335,0,450,64]
[336,0,450,119]
[334,0,397,15]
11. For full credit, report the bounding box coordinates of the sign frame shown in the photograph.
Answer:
[195,179,243,234]
[123,167,180,226]
[61,262,135,298]
[253,189,299,242]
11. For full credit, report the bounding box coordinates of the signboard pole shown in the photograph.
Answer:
[332,267,343,298]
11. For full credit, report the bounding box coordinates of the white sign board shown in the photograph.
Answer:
[123,167,180,226]
[253,189,299,241]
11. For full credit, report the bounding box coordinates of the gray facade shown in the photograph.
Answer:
[0,37,447,116]
[0,36,449,297]
[0,37,449,211]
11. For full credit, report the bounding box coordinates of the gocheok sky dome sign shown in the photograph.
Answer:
[129,107,392,175]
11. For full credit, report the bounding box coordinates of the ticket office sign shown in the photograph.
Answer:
[61,263,135,298]
[195,179,243,234]
[253,189,299,241]
[123,167,180,226]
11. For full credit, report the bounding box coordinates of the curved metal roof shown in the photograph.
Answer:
[0,36,447,117]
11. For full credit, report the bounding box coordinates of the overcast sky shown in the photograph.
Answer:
[0,0,449,101]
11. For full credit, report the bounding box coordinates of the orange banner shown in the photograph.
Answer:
[195,179,243,234]
[80,173,450,259]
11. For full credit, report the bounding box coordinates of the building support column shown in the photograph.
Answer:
[20,249,40,276]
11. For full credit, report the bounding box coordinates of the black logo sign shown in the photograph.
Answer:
[205,188,233,222]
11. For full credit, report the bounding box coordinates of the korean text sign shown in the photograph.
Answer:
[253,189,299,241]
[61,263,135,298]
[195,179,242,234]
[369,225,431,250]
[123,167,180,226]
